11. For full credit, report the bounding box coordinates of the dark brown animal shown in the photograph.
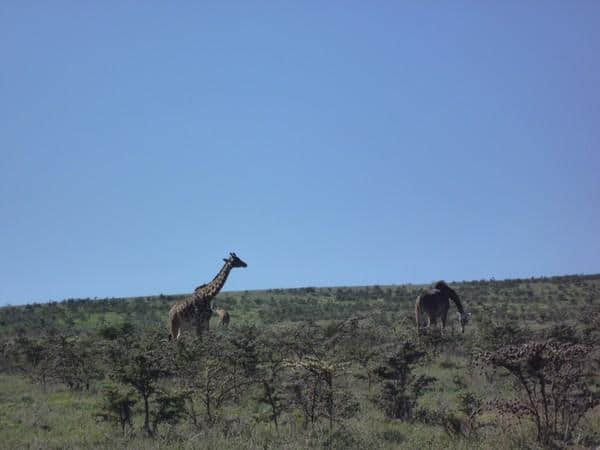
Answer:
[415,281,469,333]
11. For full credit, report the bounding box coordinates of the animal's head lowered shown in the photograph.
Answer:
[224,252,248,268]
[457,312,471,333]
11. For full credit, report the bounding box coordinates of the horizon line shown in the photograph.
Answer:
[2,271,599,308]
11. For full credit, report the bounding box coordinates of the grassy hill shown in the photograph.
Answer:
[2,274,599,336]
[1,274,599,449]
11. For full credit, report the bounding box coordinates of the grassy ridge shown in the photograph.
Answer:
[0,274,599,449]
[2,274,599,336]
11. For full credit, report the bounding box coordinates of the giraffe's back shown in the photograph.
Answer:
[418,290,450,318]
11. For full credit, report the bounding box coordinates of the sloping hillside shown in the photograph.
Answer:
[2,274,599,337]
[1,274,599,449]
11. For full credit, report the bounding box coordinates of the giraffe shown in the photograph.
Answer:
[168,252,247,340]
[415,281,470,333]
[211,303,230,328]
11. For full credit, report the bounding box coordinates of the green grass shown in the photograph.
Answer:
[1,274,599,448]
[0,375,110,449]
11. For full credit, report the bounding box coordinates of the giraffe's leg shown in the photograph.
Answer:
[441,307,450,334]
[195,320,204,337]
[195,318,209,337]
[169,318,180,341]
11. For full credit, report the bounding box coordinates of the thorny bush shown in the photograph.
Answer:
[478,340,600,446]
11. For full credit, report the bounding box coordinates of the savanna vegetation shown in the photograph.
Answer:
[1,274,599,449]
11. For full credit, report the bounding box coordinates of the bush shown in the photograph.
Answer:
[373,341,435,420]
[479,340,600,446]
[109,329,173,434]
[96,383,137,435]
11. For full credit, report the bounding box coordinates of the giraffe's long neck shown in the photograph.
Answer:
[448,289,464,314]
[196,261,233,300]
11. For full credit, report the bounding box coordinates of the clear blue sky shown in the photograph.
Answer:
[1,2,599,305]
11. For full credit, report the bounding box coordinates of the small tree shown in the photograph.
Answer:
[479,340,600,446]
[279,322,360,433]
[223,326,260,401]
[373,341,435,420]
[150,390,188,434]
[110,330,172,434]
[14,334,55,390]
[341,316,388,390]
[476,316,531,351]
[285,355,359,434]
[174,333,252,426]
[96,383,137,435]
[456,391,484,438]
[51,334,103,391]
[254,329,288,431]
[74,335,105,390]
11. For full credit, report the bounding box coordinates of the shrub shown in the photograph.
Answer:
[479,340,600,446]
[96,383,137,435]
[109,329,173,434]
[280,322,360,434]
[174,332,255,426]
[477,318,531,351]
[373,341,435,420]
[456,391,484,438]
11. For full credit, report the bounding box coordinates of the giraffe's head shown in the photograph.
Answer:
[457,311,471,333]
[224,252,247,268]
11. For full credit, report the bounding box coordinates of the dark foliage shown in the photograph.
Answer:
[479,341,600,446]
[96,383,138,435]
[373,341,436,420]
